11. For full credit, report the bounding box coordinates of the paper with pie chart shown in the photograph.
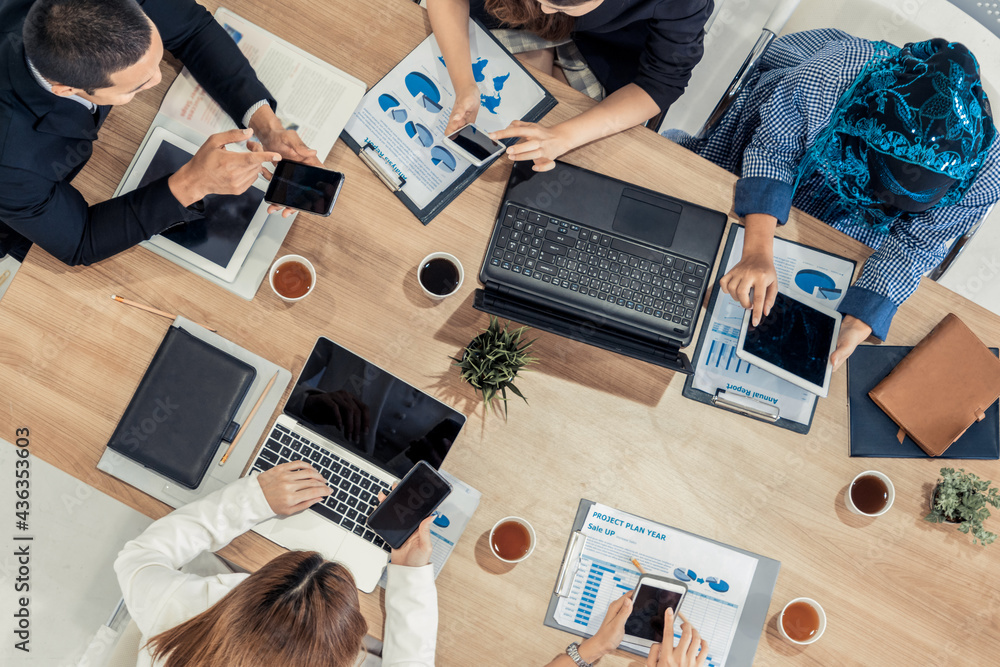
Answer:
[690,226,855,425]
[553,503,758,667]
[344,19,550,209]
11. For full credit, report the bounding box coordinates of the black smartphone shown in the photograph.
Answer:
[264,160,345,216]
[622,575,688,647]
[366,461,452,549]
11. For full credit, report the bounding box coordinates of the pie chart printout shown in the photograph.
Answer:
[794,269,842,300]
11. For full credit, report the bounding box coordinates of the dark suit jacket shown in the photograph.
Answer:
[0,0,275,265]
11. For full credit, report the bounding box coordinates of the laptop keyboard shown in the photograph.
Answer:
[249,423,393,552]
[487,204,707,334]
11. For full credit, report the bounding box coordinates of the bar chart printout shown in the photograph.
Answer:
[554,504,758,667]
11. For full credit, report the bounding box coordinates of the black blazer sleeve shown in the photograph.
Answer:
[0,166,203,266]
[139,0,276,126]
[635,0,713,113]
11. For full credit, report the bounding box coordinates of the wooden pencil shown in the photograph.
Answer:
[219,371,278,465]
[111,294,216,332]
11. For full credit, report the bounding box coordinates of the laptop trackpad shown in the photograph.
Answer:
[612,189,680,248]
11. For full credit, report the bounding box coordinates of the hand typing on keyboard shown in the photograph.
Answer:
[257,461,332,516]
[377,486,434,568]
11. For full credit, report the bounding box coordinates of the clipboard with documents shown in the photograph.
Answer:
[682,224,857,434]
[544,500,780,667]
[341,19,556,224]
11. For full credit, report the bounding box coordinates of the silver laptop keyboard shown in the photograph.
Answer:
[487,204,707,336]
[249,423,393,552]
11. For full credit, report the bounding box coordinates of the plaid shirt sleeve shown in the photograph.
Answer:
[734,37,873,223]
[839,142,1000,339]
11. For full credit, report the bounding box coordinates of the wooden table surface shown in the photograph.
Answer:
[2,1,999,665]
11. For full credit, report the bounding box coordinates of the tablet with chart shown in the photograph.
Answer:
[551,503,763,667]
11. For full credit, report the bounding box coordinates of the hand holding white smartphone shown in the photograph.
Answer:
[443,123,505,167]
[622,575,688,648]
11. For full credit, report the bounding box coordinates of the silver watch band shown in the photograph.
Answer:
[566,642,594,667]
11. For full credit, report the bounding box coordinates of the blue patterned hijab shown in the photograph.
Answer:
[796,38,995,231]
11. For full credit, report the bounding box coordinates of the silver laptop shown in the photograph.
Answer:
[247,337,466,592]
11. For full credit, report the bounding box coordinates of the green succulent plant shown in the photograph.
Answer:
[452,317,536,417]
[925,467,1000,546]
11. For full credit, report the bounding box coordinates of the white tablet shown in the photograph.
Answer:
[736,290,842,397]
[119,126,270,283]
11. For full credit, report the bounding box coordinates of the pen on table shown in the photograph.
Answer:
[0,269,10,290]
[111,294,217,333]
[220,371,278,466]
[631,557,690,625]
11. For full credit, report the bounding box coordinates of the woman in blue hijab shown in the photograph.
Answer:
[670,29,999,367]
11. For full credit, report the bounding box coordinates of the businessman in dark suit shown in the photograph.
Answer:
[0,0,317,265]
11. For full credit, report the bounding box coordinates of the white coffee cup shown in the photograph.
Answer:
[417,252,464,300]
[845,470,895,516]
[778,598,827,645]
[269,254,316,302]
[489,516,536,563]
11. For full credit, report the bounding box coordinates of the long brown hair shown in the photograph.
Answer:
[484,0,581,42]
[147,551,368,667]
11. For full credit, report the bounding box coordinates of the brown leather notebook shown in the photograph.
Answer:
[868,313,1000,456]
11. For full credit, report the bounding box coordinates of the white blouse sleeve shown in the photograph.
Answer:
[114,475,275,635]
[380,564,438,666]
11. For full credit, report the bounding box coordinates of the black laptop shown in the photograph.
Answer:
[475,160,727,373]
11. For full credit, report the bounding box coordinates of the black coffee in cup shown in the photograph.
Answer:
[419,257,460,296]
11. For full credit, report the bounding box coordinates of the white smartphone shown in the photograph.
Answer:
[735,290,842,397]
[622,575,688,648]
[444,123,505,166]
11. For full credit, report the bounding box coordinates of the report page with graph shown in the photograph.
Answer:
[553,504,759,667]
[691,226,855,425]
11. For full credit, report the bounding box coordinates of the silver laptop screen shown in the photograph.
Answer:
[284,337,465,477]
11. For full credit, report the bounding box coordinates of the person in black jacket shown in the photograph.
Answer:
[428,0,712,171]
[0,0,318,265]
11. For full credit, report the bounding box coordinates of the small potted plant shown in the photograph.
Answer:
[925,467,1000,546]
[453,317,536,417]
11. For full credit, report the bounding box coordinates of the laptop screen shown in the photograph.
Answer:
[284,337,465,478]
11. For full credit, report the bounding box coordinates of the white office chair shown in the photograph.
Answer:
[655,0,802,135]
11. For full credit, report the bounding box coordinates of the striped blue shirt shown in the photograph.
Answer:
[668,29,1000,339]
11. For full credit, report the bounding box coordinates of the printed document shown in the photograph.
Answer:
[343,20,549,209]
[159,8,365,162]
[554,504,758,667]
[691,226,855,424]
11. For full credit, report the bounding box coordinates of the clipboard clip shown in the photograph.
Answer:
[712,390,780,423]
[360,142,406,192]
[554,531,587,598]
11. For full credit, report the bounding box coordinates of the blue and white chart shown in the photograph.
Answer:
[344,19,547,209]
[691,226,855,425]
[554,504,758,667]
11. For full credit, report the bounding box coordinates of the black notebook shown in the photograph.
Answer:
[847,345,1000,459]
[107,327,256,488]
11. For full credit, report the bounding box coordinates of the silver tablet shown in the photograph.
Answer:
[736,290,842,397]
[119,127,271,283]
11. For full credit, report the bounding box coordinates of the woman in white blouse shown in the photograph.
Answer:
[115,461,437,667]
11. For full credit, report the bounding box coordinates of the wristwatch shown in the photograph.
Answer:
[566,642,594,667]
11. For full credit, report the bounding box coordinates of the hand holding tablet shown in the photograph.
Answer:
[736,291,842,397]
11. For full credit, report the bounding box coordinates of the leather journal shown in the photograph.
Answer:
[847,345,999,459]
[106,326,256,489]
[868,313,1000,457]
